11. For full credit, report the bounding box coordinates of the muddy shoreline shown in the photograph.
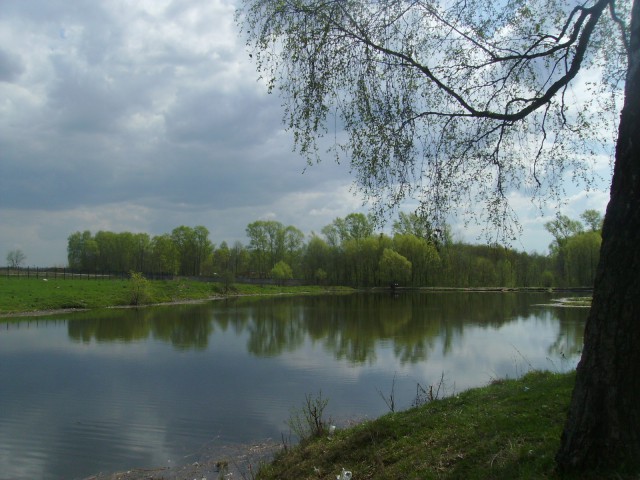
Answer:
[83,439,281,480]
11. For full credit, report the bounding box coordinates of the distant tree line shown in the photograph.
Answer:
[67,226,213,277]
[64,210,603,288]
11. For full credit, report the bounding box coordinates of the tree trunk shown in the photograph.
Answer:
[556,0,640,472]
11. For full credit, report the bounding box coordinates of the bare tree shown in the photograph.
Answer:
[238,0,639,473]
[6,249,26,269]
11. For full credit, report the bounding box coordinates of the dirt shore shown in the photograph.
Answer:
[83,440,281,480]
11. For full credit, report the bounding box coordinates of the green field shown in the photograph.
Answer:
[0,276,351,316]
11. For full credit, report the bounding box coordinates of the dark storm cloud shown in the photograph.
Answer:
[164,87,282,148]
[0,0,332,218]
[0,48,24,82]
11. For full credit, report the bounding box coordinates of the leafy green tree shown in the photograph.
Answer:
[150,234,180,275]
[239,0,640,471]
[393,212,435,242]
[128,271,150,305]
[497,259,516,288]
[580,209,605,232]
[545,215,585,249]
[230,240,250,276]
[283,225,305,275]
[321,213,374,245]
[514,252,551,288]
[67,230,99,271]
[379,248,412,285]
[320,219,344,248]
[171,226,213,276]
[94,231,118,271]
[67,231,84,270]
[343,213,375,241]
[304,234,332,283]
[133,233,151,272]
[320,214,379,285]
[313,268,327,285]
[342,234,391,286]
[246,220,272,276]
[471,257,498,287]
[564,231,602,286]
[393,234,440,286]
[116,232,136,272]
[170,226,193,275]
[271,260,293,285]
[193,226,214,275]
[6,249,26,269]
[213,241,231,275]
[545,212,603,286]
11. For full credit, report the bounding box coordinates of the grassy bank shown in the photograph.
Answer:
[0,276,351,316]
[256,371,625,480]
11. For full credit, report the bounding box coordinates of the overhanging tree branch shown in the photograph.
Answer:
[325,0,611,121]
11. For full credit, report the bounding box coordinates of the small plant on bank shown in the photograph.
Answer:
[377,372,397,413]
[129,271,151,305]
[286,391,331,442]
[412,371,449,407]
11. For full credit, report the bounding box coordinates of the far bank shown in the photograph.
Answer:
[0,276,353,317]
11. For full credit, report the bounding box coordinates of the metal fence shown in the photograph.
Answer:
[0,267,306,286]
[0,267,173,281]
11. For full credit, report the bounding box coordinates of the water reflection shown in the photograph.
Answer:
[1,292,587,480]
[67,306,214,349]
[549,307,586,358]
[64,292,586,365]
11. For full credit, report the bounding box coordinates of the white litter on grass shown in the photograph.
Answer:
[337,467,352,479]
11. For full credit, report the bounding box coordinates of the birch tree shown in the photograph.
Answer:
[238,0,639,472]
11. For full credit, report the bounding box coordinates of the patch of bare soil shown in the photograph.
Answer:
[83,440,281,480]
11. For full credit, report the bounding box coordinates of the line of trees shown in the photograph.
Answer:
[67,226,213,277]
[65,210,602,288]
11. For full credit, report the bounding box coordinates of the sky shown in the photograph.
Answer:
[0,0,613,267]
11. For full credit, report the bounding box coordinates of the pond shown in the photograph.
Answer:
[0,291,586,479]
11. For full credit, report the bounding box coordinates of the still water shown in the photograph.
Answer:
[0,292,586,479]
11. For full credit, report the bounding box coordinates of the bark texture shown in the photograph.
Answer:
[556,0,640,472]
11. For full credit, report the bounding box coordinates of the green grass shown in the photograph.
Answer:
[0,276,352,315]
[0,277,131,312]
[257,371,627,480]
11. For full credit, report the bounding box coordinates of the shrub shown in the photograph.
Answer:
[129,271,151,305]
[287,391,330,442]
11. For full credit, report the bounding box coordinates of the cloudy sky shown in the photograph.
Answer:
[0,0,612,267]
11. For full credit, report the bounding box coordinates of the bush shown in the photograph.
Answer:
[287,391,331,442]
[129,271,151,305]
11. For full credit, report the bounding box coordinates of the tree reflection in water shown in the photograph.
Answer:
[66,292,586,364]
